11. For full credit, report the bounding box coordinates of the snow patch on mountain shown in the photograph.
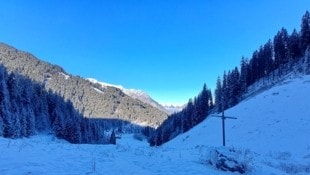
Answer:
[163,104,184,114]
[59,72,70,80]
[93,87,104,94]
[86,78,169,114]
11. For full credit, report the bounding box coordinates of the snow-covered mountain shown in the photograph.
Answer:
[87,78,171,114]
[1,74,310,175]
[0,43,168,127]
[163,104,184,114]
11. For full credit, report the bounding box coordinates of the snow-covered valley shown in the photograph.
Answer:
[1,75,310,175]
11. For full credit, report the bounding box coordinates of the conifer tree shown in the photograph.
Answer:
[240,57,248,95]
[222,72,228,110]
[300,11,310,54]
[288,29,302,60]
[214,77,222,113]
[274,28,289,71]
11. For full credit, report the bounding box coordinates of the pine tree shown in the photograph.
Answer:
[250,50,260,82]
[222,72,229,110]
[262,40,274,75]
[183,99,194,132]
[288,29,302,60]
[208,89,213,109]
[214,77,222,113]
[231,67,241,106]
[300,11,310,54]
[274,28,289,72]
[200,84,210,118]
[240,57,248,95]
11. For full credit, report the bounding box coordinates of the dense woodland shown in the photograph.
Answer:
[0,43,167,128]
[0,65,144,144]
[149,11,310,146]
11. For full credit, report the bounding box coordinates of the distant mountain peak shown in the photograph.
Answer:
[86,78,170,114]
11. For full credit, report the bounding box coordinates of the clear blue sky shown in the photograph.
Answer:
[0,1,309,105]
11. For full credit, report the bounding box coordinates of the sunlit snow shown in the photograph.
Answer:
[1,75,310,175]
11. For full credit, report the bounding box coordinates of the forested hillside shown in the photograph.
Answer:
[0,65,146,144]
[0,43,167,127]
[150,11,310,146]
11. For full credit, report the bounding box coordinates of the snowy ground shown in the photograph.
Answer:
[0,75,310,175]
[0,134,230,175]
[165,74,310,174]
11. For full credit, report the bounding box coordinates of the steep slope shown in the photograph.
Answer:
[0,42,168,127]
[165,74,310,155]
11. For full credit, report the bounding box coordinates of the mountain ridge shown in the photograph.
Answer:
[86,78,172,114]
[0,42,168,127]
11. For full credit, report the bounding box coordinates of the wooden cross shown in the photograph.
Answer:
[211,111,237,146]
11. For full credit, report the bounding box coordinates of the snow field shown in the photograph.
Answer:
[1,75,310,175]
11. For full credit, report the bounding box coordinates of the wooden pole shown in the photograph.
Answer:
[211,112,236,147]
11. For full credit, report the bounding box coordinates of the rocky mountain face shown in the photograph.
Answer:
[0,43,168,127]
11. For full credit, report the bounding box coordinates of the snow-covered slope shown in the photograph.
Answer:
[165,74,310,154]
[163,74,310,174]
[87,78,169,114]
[1,75,310,175]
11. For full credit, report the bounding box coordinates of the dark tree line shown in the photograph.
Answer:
[0,64,142,144]
[149,84,213,146]
[214,11,310,113]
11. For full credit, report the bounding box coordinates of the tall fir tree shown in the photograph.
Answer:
[240,57,248,95]
[262,40,274,75]
[214,77,222,112]
[274,28,289,71]
[300,11,310,54]
[288,29,302,60]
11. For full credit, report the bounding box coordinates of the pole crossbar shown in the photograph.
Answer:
[210,113,237,146]
[211,115,237,119]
